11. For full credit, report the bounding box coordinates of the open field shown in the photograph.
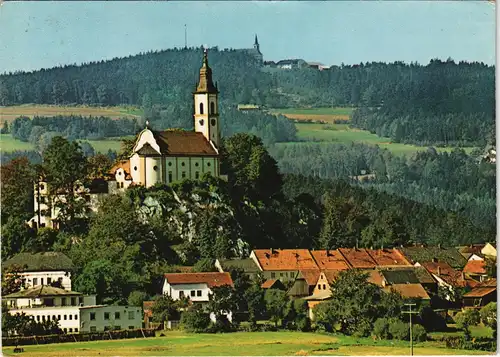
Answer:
[0,105,143,123]
[0,134,125,154]
[269,107,352,123]
[290,123,476,156]
[2,331,491,357]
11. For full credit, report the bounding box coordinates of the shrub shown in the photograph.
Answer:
[418,307,447,332]
[180,306,211,333]
[208,315,236,333]
[388,318,409,341]
[412,324,427,342]
[373,318,391,340]
[352,318,373,338]
[296,317,311,332]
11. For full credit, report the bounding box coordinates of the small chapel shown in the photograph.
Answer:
[111,50,222,189]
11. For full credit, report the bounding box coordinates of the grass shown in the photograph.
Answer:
[428,325,494,340]
[289,123,476,156]
[269,107,352,123]
[2,330,491,357]
[0,134,125,154]
[0,104,143,123]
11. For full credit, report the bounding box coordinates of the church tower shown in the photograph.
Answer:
[194,49,220,149]
[254,34,260,53]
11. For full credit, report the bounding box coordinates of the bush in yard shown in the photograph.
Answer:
[418,306,447,332]
[208,314,236,333]
[455,309,480,340]
[412,324,427,342]
[388,318,409,340]
[180,305,211,333]
[480,302,497,339]
[373,318,391,340]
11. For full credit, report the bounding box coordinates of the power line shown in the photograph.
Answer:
[402,303,418,356]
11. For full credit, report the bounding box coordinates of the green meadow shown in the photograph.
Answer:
[2,330,491,357]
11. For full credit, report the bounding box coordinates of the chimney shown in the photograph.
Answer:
[437,266,441,276]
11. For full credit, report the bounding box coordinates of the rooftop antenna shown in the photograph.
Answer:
[184,24,188,49]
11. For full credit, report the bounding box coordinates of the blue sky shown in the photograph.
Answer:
[0,1,495,74]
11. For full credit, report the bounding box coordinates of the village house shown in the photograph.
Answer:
[214,258,261,280]
[462,278,497,308]
[399,246,467,270]
[462,259,489,283]
[3,252,74,291]
[162,272,234,322]
[337,248,377,269]
[3,286,142,334]
[249,249,319,281]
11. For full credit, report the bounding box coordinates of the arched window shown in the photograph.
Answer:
[210,102,215,114]
[199,103,204,114]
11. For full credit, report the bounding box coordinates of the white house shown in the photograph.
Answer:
[3,286,142,334]
[162,272,234,322]
[3,252,74,291]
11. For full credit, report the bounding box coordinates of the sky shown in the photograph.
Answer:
[0,1,496,74]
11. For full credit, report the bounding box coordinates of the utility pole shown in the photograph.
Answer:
[402,303,418,356]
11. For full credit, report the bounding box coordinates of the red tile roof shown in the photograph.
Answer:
[261,279,284,289]
[321,270,343,284]
[421,262,466,287]
[110,160,131,179]
[338,248,377,269]
[299,269,321,286]
[463,280,497,298]
[366,249,412,267]
[252,249,319,271]
[310,250,350,270]
[164,272,233,287]
[152,131,218,156]
[384,284,430,300]
[463,260,487,275]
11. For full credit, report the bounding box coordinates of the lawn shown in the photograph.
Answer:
[0,104,143,123]
[269,107,352,123]
[1,331,491,357]
[290,123,476,156]
[0,134,125,154]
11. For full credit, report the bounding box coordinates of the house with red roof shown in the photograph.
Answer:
[463,260,488,282]
[337,248,377,269]
[463,278,497,308]
[249,249,319,282]
[310,250,350,271]
[365,249,412,267]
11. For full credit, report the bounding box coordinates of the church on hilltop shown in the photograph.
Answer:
[111,50,222,189]
[238,35,263,65]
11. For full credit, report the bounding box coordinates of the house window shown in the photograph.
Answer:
[40,184,45,190]
[168,172,173,182]
[114,326,121,330]
[74,314,78,320]
[69,315,72,320]
[179,291,185,298]
[90,312,96,321]
[128,311,135,320]
[74,328,78,333]
[104,312,110,320]
[40,278,44,285]
[115,312,121,319]
[79,297,83,305]
[33,278,38,286]
[90,326,96,332]
[59,277,63,286]
[57,315,61,320]
[280,273,284,277]
[64,315,67,320]
[61,298,66,306]
[47,277,52,285]
[197,290,202,297]
[271,272,276,278]
[210,102,215,114]
[69,328,73,333]
[44,298,54,306]
[128,326,135,330]
[318,284,322,290]
[63,328,67,333]
[104,326,111,331]
[71,297,76,306]
[323,284,326,290]
[191,290,196,297]
[195,172,199,179]
[52,315,57,321]
[200,103,204,114]
[36,315,40,322]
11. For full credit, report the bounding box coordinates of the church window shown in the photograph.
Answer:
[168,162,172,166]
[195,172,199,179]
[134,166,137,171]
[181,162,185,167]
[195,162,199,167]
[168,172,173,182]
[207,162,211,167]
[153,165,158,171]
[182,172,186,179]
[199,119,204,126]
[211,119,216,126]
[39,184,45,190]
[118,171,122,176]
[210,102,215,114]
[199,103,204,114]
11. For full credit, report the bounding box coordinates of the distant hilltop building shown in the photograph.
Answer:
[238,35,263,65]
[265,59,329,71]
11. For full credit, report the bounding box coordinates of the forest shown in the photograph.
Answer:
[0,48,494,146]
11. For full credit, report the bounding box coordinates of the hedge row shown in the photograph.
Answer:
[2,328,156,346]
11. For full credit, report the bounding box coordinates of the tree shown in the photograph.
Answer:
[1,265,24,296]
[87,154,113,180]
[455,309,480,340]
[128,290,149,307]
[42,137,89,232]
[151,294,181,323]
[207,285,238,323]
[180,304,211,333]
[479,302,497,338]
[264,288,288,327]
[221,133,282,201]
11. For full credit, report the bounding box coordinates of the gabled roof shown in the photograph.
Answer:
[338,248,377,269]
[4,286,82,299]
[151,131,218,157]
[320,270,343,284]
[261,279,285,290]
[413,267,437,284]
[310,250,350,270]
[365,249,412,267]
[164,272,233,288]
[217,259,261,273]
[384,284,430,300]
[421,262,466,287]
[463,260,487,275]
[463,279,497,298]
[3,252,74,272]
[136,143,162,156]
[458,244,485,255]
[299,270,321,286]
[252,249,319,271]
[380,269,420,285]
[399,246,467,269]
